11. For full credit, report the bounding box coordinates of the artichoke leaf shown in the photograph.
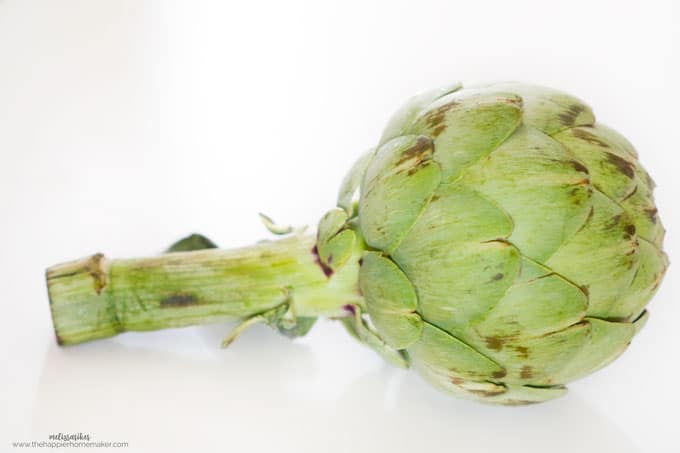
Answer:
[379,82,463,146]
[608,236,668,320]
[340,304,409,369]
[465,321,592,386]
[471,258,588,340]
[550,317,636,383]
[165,233,218,253]
[317,208,349,245]
[317,229,355,272]
[409,88,523,182]
[485,384,567,405]
[546,191,640,318]
[359,135,441,253]
[394,239,521,335]
[619,176,665,248]
[337,150,375,216]
[359,252,423,349]
[258,213,294,235]
[222,292,317,346]
[489,82,595,135]
[407,322,506,382]
[459,125,593,261]
[414,362,508,401]
[552,126,637,202]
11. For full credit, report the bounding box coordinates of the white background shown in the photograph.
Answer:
[1,1,678,452]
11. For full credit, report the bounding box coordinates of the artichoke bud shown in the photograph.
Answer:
[320,82,668,405]
[45,81,666,407]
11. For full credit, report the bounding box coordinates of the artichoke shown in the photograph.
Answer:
[47,82,668,405]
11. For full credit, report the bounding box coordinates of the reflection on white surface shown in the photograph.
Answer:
[30,325,639,453]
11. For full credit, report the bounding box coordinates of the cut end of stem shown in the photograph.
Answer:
[46,253,121,346]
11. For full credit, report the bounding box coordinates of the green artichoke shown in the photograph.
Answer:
[47,82,667,405]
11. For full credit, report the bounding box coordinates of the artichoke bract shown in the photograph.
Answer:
[47,82,668,405]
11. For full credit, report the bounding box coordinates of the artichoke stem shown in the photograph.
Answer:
[46,234,363,346]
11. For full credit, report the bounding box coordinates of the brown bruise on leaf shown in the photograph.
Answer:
[644,207,658,223]
[360,135,442,253]
[520,365,534,379]
[604,214,622,230]
[485,336,505,351]
[569,160,589,174]
[431,124,446,137]
[558,104,586,127]
[422,101,460,130]
[513,345,530,359]
[605,152,635,179]
[450,376,465,386]
[492,369,507,379]
[570,127,610,147]
[396,136,433,166]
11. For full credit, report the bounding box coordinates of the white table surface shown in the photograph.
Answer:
[1,1,678,452]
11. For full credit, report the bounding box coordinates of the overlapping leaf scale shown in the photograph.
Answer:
[407,322,506,382]
[462,261,639,385]
[413,355,569,404]
[410,356,510,402]
[609,238,668,320]
[379,82,463,146]
[471,258,588,341]
[359,252,423,349]
[549,317,639,383]
[621,180,666,249]
[551,124,668,320]
[588,123,639,158]
[484,384,568,405]
[467,313,640,387]
[359,135,441,254]
[488,82,595,135]
[407,88,523,182]
[469,321,592,386]
[545,191,640,318]
[551,126,638,202]
[360,83,667,402]
[383,89,530,341]
[552,124,663,246]
[459,125,593,262]
[392,184,518,336]
[392,94,600,386]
